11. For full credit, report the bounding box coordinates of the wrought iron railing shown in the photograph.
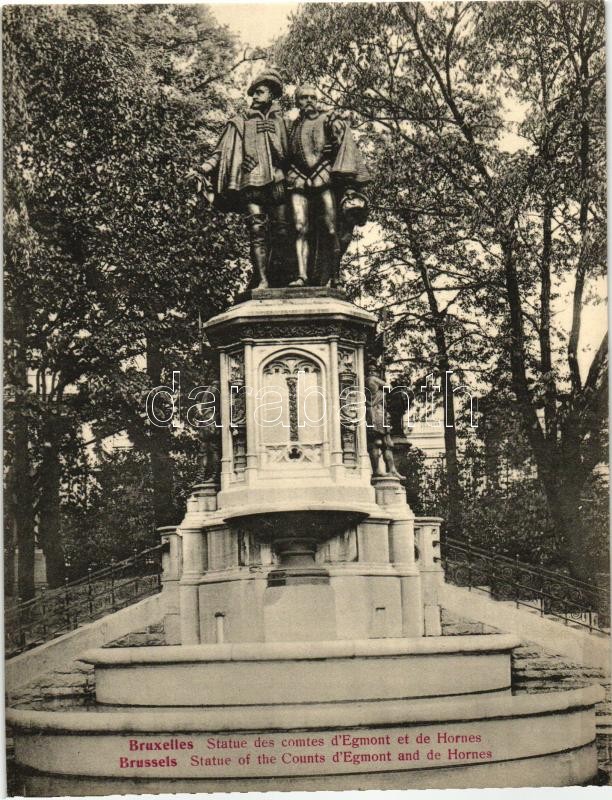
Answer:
[443,537,610,635]
[5,544,164,658]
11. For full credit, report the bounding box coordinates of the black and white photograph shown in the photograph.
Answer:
[3,1,610,795]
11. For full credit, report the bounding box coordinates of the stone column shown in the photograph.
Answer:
[158,525,182,645]
[355,346,371,477]
[243,342,257,481]
[158,525,181,583]
[34,548,47,590]
[373,476,423,637]
[218,349,232,491]
[178,483,216,645]
[328,338,343,478]
[415,517,444,636]
[179,528,204,646]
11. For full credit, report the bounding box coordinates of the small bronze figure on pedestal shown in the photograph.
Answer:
[194,380,222,486]
[365,363,402,479]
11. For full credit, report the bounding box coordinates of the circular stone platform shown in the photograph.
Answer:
[81,635,519,707]
[7,686,603,792]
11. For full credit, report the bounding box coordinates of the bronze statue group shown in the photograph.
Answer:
[194,71,401,482]
[197,69,370,289]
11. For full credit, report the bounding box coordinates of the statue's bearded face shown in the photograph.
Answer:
[250,84,274,110]
[296,87,318,114]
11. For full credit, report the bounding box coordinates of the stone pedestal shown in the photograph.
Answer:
[157,290,436,644]
[206,290,376,511]
[187,289,390,644]
[373,476,423,637]
[415,517,444,636]
[157,525,182,644]
[9,287,604,792]
[263,583,338,641]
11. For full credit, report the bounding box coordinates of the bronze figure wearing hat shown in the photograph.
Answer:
[198,69,292,288]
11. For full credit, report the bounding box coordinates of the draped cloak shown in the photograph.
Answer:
[203,103,288,212]
[287,111,370,192]
[286,110,371,284]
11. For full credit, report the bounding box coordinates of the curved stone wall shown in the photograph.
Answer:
[81,635,518,706]
[8,686,603,789]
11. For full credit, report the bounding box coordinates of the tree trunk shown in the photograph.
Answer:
[441,378,462,539]
[9,302,36,601]
[539,199,557,442]
[4,468,17,597]
[146,333,177,528]
[547,476,590,582]
[502,230,607,580]
[405,215,462,539]
[14,414,35,601]
[37,422,66,588]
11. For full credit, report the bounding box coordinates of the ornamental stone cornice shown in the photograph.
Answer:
[205,290,376,348]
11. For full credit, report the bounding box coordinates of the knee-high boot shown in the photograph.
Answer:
[246,213,270,288]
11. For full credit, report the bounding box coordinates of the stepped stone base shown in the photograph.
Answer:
[16,745,600,795]
[103,622,167,649]
[8,687,603,790]
[8,610,608,791]
[440,607,608,697]
[8,622,167,707]
[8,662,95,707]
[82,636,518,707]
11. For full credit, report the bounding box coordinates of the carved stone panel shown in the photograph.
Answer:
[228,349,246,476]
[260,353,325,466]
[338,346,358,467]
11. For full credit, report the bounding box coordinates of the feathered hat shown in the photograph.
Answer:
[247,67,284,99]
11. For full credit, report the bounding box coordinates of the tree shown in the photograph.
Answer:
[61,446,156,575]
[278,1,607,578]
[3,5,251,593]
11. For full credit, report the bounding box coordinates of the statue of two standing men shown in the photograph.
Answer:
[199,69,370,289]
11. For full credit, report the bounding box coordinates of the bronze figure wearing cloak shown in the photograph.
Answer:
[199,69,292,288]
[286,84,370,287]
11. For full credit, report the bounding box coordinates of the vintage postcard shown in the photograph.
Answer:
[4,1,610,795]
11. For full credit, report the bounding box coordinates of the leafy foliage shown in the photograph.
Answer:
[278,1,607,578]
[4,5,251,594]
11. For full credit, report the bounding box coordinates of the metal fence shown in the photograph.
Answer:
[443,537,610,635]
[5,544,164,658]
